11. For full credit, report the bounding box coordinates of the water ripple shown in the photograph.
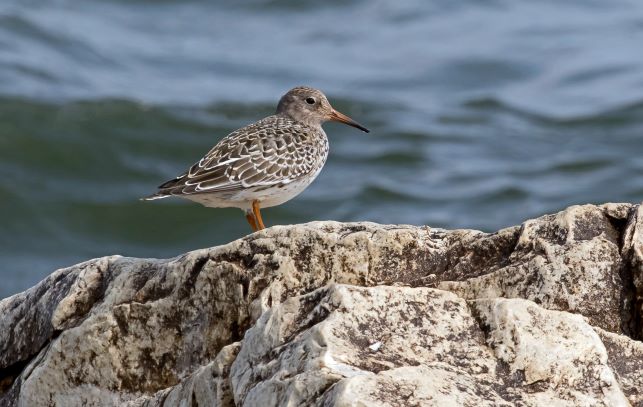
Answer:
[1,0,643,296]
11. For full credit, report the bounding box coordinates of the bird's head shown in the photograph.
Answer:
[276,86,369,133]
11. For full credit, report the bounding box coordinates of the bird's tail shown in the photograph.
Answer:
[140,193,170,201]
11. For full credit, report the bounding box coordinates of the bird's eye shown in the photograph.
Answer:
[305,97,316,105]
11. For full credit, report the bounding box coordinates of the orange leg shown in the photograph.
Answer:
[245,211,258,232]
[252,200,266,230]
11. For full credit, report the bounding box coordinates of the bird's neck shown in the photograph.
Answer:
[277,112,323,131]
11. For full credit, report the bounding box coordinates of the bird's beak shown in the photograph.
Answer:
[328,109,370,133]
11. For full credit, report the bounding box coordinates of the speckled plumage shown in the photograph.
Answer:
[151,115,329,209]
[144,86,369,231]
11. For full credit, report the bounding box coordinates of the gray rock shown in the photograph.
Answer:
[0,203,641,406]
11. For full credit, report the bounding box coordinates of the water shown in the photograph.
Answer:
[1,0,643,298]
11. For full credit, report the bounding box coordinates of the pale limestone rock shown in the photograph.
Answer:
[233,284,632,406]
[126,342,240,407]
[325,365,514,407]
[231,284,498,406]
[596,328,643,406]
[472,298,629,406]
[439,204,634,334]
[0,203,641,406]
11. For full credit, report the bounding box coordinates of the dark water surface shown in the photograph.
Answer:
[1,0,643,297]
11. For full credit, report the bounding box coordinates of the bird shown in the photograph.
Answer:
[142,86,369,232]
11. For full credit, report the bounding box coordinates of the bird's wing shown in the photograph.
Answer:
[156,116,324,196]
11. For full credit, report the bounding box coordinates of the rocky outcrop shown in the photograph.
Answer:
[1,203,641,406]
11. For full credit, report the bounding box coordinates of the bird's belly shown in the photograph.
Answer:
[256,177,316,208]
[257,157,328,208]
[183,175,317,210]
[184,194,240,209]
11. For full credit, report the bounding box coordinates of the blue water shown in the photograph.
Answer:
[1,0,643,298]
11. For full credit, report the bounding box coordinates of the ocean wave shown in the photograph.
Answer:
[463,96,643,126]
[2,0,643,296]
